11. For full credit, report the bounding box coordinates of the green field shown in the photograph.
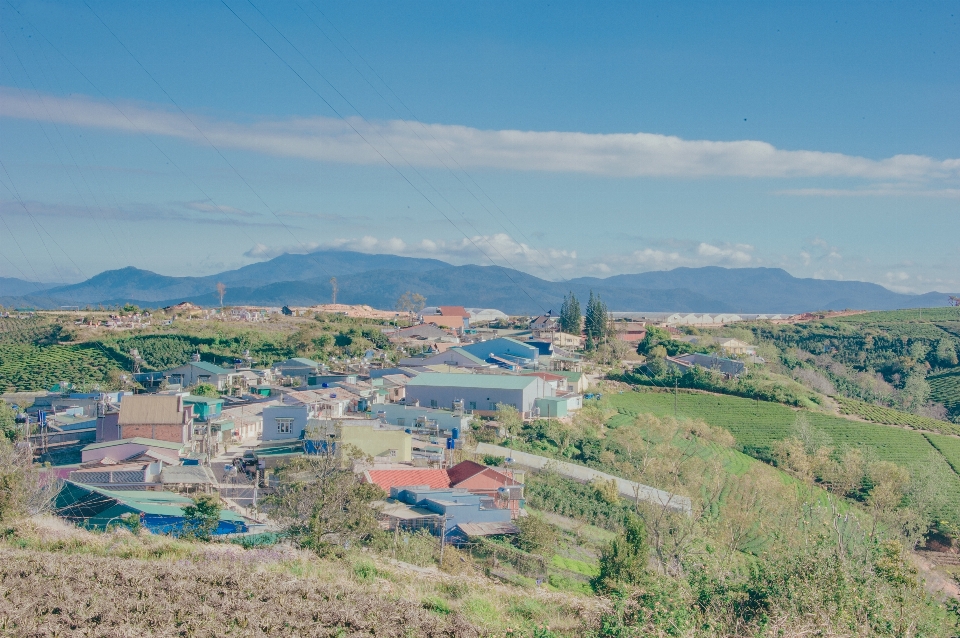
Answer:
[835,396,960,436]
[607,389,960,522]
[925,433,960,476]
[0,344,123,392]
[930,369,960,414]
[830,307,960,323]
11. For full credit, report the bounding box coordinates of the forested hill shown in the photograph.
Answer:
[0,251,954,313]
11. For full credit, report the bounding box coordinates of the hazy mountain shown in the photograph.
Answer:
[1,250,955,314]
[0,277,55,297]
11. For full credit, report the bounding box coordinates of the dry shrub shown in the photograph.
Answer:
[0,547,482,637]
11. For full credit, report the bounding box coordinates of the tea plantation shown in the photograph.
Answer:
[607,389,960,522]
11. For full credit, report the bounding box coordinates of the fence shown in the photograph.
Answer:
[475,443,692,514]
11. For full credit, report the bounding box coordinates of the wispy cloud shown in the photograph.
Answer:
[0,198,285,227]
[778,186,960,198]
[3,87,959,181]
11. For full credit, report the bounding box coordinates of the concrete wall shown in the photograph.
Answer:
[475,443,691,514]
[166,364,230,390]
[261,405,309,441]
[339,425,412,462]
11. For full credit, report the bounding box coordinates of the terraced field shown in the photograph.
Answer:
[0,344,122,391]
[607,389,960,523]
[835,396,960,436]
[929,369,960,415]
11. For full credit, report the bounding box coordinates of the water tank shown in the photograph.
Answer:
[446,437,455,450]
[451,427,460,440]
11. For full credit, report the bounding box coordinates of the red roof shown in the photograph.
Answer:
[364,469,451,491]
[446,460,487,485]
[438,306,469,317]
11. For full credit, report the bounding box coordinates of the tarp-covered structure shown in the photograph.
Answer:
[54,481,247,535]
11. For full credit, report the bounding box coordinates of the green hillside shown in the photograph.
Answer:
[930,369,960,414]
[607,389,960,524]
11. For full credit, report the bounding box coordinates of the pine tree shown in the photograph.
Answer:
[559,292,581,335]
[585,290,609,349]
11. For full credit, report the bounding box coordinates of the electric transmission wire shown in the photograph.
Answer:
[223,0,548,312]
[78,0,341,287]
[3,1,325,288]
[302,0,570,285]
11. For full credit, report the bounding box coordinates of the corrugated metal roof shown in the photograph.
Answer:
[175,361,233,375]
[160,465,217,485]
[406,372,538,390]
[118,395,184,425]
[456,522,520,537]
[364,469,451,491]
[82,437,184,451]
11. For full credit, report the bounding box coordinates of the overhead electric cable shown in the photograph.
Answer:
[226,0,547,312]
[1,27,131,264]
[3,1,319,288]
[78,0,344,285]
[302,0,569,284]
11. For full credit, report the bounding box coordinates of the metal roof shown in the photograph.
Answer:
[175,361,233,375]
[118,395,184,425]
[405,372,539,390]
[181,395,224,405]
[456,522,520,537]
[82,437,184,452]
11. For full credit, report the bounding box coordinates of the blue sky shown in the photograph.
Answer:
[0,1,957,293]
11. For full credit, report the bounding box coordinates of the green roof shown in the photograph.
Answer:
[552,371,583,381]
[181,395,224,405]
[179,361,232,375]
[406,372,539,390]
[284,357,321,367]
[82,437,184,452]
[60,482,244,521]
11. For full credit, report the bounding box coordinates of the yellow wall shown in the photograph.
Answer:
[339,426,412,462]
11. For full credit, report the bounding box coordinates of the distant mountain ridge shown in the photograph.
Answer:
[0,250,954,314]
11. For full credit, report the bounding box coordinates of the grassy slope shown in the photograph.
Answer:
[607,389,960,523]
[0,518,604,637]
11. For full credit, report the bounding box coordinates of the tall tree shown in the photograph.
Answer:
[559,292,581,335]
[585,290,609,349]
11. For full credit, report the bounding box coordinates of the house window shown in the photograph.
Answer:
[275,418,293,434]
[468,402,476,411]
[430,399,438,408]
[397,418,405,427]
[489,402,496,410]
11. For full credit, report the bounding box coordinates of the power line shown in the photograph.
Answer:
[303,0,569,284]
[1,25,131,265]
[4,0,315,294]
[79,0,343,288]
[224,0,547,313]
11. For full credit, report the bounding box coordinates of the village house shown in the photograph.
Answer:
[419,306,471,331]
[164,359,236,391]
[117,395,194,445]
[404,372,552,417]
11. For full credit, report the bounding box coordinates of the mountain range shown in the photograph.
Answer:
[0,251,954,314]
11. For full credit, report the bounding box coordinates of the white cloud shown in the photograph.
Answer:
[3,87,959,181]
[183,200,258,217]
[696,242,753,265]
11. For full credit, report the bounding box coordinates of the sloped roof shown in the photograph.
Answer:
[456,522,520,537]
[406,372,538,390]
[118,395,184,425]
[160,465,217,485]
[174,361,232,375]
[364,468,451,491]
[280,357,322,367]
[438,306,469,317]
[82,437,184,452]
[446,460,488,485]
